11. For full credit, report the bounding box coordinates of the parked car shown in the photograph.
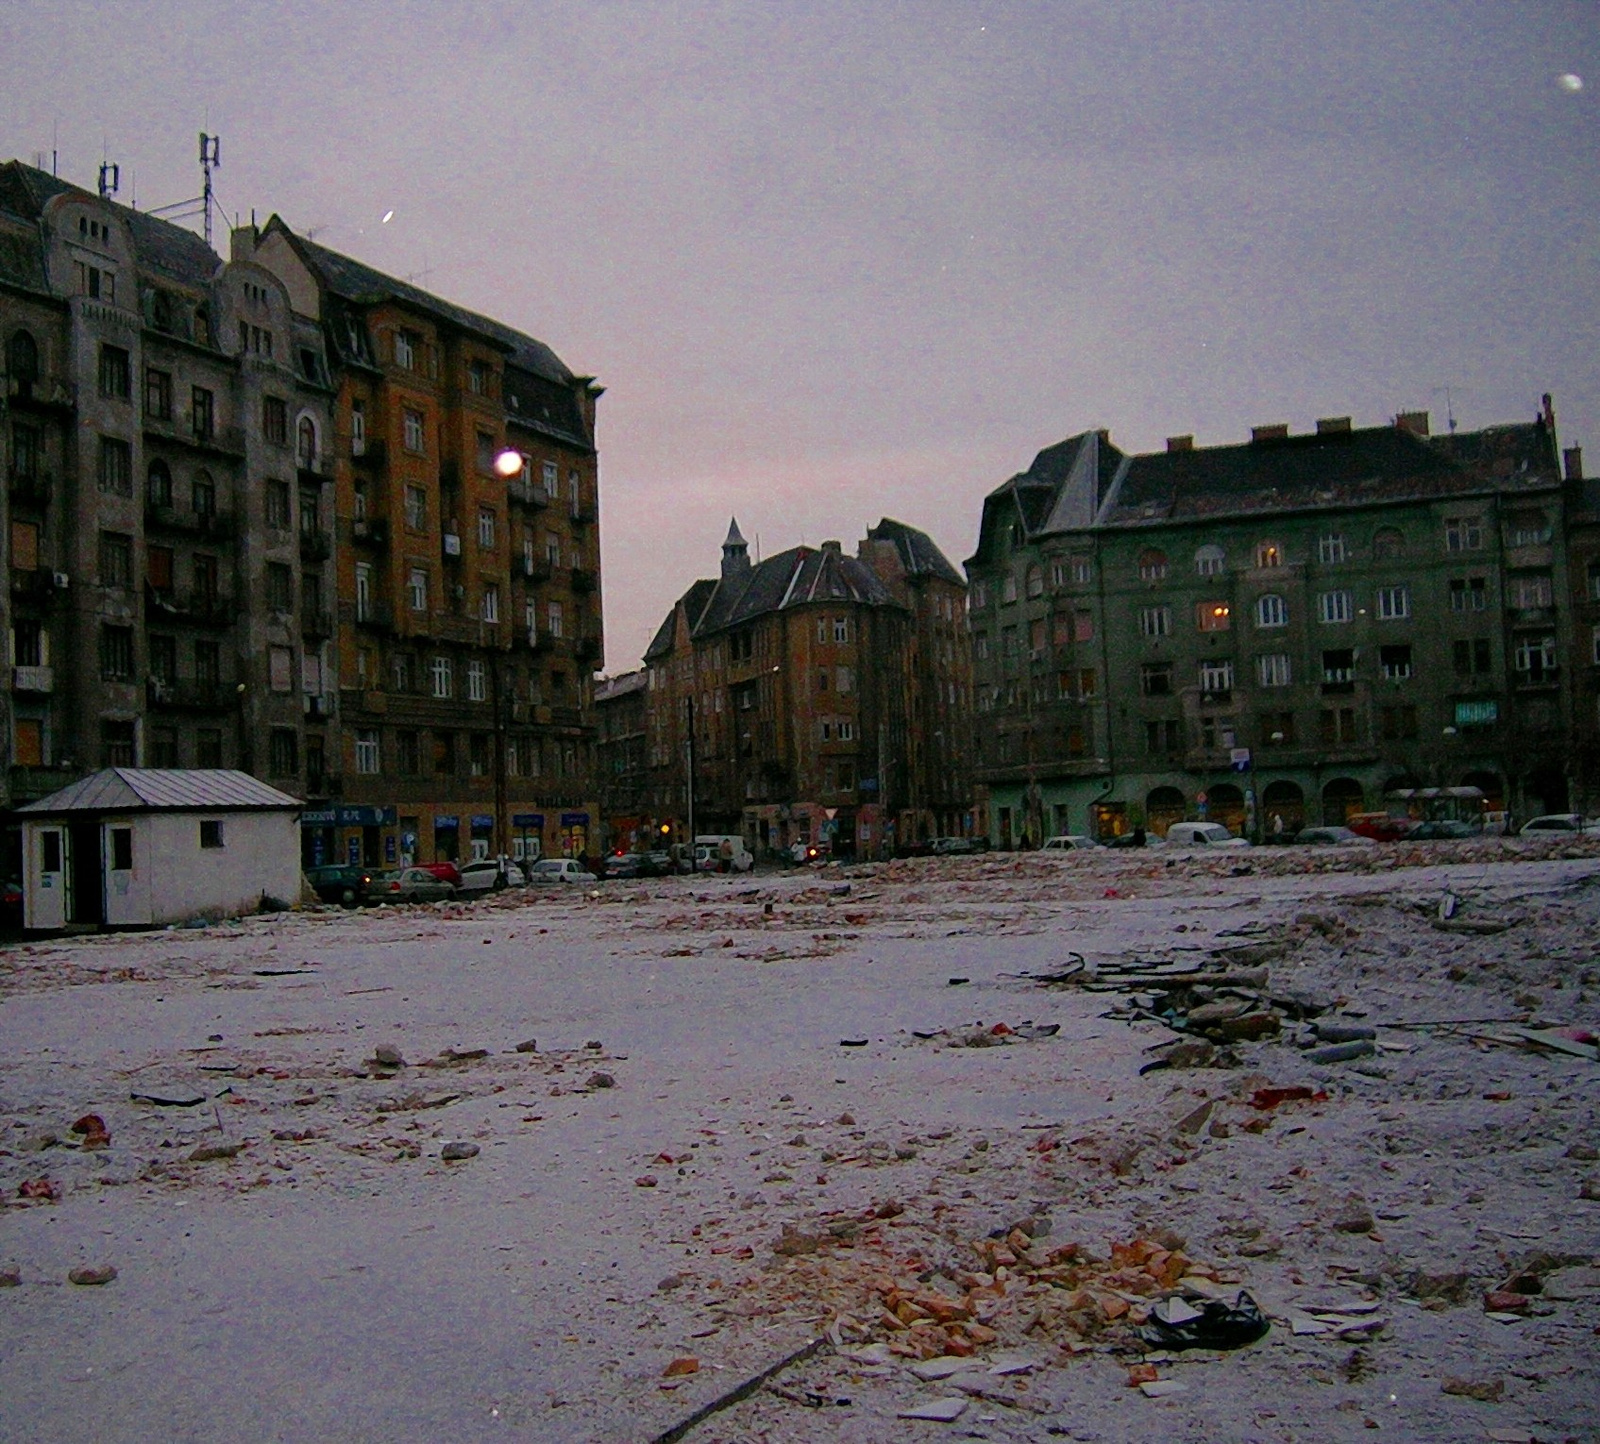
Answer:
[304,863,375,907]
[1346,812,1414,842]
[1520,814,1588,836]
[457,858,527,892]
[416,861,462,887]
[1407,819,1476,840]
[364,867,457,904]
[1040,834,1100,852]
[603,852,651,879]
[931,836,982,855]
[693,835,755,872]
[0,877,23,929]
[527,858,589,885]
[1291,826,1375,846]
[1162,822,1251,848]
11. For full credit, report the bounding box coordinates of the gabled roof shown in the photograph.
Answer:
[865,517,964,585]
[19,769,302,815]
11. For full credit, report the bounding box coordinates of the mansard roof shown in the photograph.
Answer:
[865,518,964,585]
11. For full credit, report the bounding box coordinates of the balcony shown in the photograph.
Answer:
[299,530,333,563]
[9,569,60,603]
[7,467,51,508]
[570,566,597,593]
[354,600,395,634]
[7,374,76,412]
[431,612,484,644]
[297,453,335,485]
[521,556,552,582]
[569,504,596,528]
[550,704,584,728]
[143,414,246,457]
[507,478,548,510]
[301,607,333,640]
[304,693,333,720]
[11,665,53,693]
[575,636,601,663]
[144,503,236,539]
[147,678,233,711]
[352,517,389,547]
[351,437,385,468]
[146,585,236,628]
[513,628,546,654]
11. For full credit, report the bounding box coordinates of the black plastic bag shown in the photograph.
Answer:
[1139,1290,1270,1351]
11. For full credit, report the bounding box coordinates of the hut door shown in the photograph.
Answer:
[67,821,104,925]
[103,824,138,926]
[31,828,67,929]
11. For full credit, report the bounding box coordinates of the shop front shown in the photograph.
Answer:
[300,804,398,868]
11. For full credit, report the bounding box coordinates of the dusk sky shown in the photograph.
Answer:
[4,1,1595,672]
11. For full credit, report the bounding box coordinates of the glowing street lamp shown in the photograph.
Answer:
[493,448,523,479]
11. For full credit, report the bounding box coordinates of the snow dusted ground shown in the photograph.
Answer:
[1,843,1598,1444]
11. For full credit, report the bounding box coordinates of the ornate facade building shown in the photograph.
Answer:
[965,402,1582,845]
[641,518,971,859]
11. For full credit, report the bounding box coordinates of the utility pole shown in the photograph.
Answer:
[684,692,697,865]
[492,658,510,880]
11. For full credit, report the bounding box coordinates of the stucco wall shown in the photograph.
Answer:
[142,812,301,924]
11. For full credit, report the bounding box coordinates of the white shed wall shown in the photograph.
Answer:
[143,812,301,925]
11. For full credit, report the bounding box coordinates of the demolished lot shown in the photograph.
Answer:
[1,843,1598,1443]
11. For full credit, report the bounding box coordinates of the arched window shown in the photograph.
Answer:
[1145,786,1187,837]
[1373,527,1404,558]
[1255,540,1283,568]
[6,329,40,382]
[1255,593,1288,628]
[1195,544,1225,576]
[1321,777,1365,824]
[1138,549,1168,581]
[297,416,318,468]
[192,468,216,517]
[147,458,173,508]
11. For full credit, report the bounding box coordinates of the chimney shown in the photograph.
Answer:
[1166,435,1194,452]
[1394,410,1430,436]
[820,539,842,555]
[229,224,259,263]
[1315,416,1352,434]
[1250,424,1289,443]
[1565,446,1584,482]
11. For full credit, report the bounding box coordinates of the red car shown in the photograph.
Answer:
[1345,813,1412,842]
[416,861,462,887]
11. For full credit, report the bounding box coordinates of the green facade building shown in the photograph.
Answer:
[966,404,1574,845]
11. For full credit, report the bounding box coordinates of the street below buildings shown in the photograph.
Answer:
[2,842,1598,1442]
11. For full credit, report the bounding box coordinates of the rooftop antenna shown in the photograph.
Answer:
[98,162,120,200]
[199,132,220,247]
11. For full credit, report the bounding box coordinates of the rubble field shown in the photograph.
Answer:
[1,840,1598,1443]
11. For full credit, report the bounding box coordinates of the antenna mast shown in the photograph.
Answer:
[199,132,221,247]
[98,162,120,200]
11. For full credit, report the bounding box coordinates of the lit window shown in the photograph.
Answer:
[1254,541,1282,568]
[1196,601,1231,632]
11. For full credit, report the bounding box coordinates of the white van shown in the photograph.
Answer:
[1163,822,1251,848]
[693,835,755,873]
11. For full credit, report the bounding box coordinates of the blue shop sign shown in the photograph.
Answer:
[512,813,545,828]
[470,814,495,830]
[560,811,589,826]
[434,815,459,829]
[300,805,396,828]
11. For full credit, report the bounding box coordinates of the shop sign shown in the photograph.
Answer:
[560,811,589,826]
[512,813,544,828]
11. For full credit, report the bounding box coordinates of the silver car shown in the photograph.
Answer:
[457,859,527,892]
[364,867,457,903]
[527,858,589,885]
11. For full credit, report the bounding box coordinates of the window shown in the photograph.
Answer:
[973,632,989,660]
[477,507,495,548]
[467,660,486,702]
[1373,527,1404,558]
[11,519,38,571]
[195,640,220,686]
[1453,637,1492,676]
[299,488,319,539]
[1380,644,1412,680]
[1196,600,1231,632]
[1072,611,1094,643]
[1255,594,1288,628]
[1140,662,1173,696]
[408,568,428,611]
[1317,533,1346,564]
[1195,544,1225,577]
[192,471,215,516]
[468,359,490,395]
[1256,653,1292,687]
[391,652,415,694]
[1514,633,1558,682]
[350,399,367,452]
[266,563,293,612]
[430,655,453,698]
[1507,515,1551,547]
[1254,540,1283,568]
[262,396,288,445]
[1139,606,1170,638]
[191,386,214,441]
[100,718,135,767]
[1138,549,1168,581]
[1449,577,1488,612]
[433,731,456,774]
[99,624,134,680]
[98,531,132,588]
[199,819,226,849]
[1380,705,1418,741]
[148,728,178,769]
[355,730,381,774]
[355,563,373,621]
[481,583,500,623]
[1070,556,1093,584]
[1078,668,1098,699]
[1593,624,1600,666]
[269,728,298,776]
[13,618,44,667]
[6,328,39,381]
[1145,719,1183,754]
[265,480,291,529]
[1322,648,1355,686]
[1376,584,1409,620]
[97,344,130,400]
[1001,573,1017,604]
[394,330,416,369]
[1317,589,1352,624]
[547,600,564,638]
[11,422,40,481]
[1320,707,1359,744]
[269,646,294,692]
[1025,565,1043,599]
[543,460,559,498]
[836,666,854,694]
[397,730,420,775]
[147,459,173,507]
[193,554,219,604]
[1454,699,1499,728]
[970,580,989,609]
[1444,515,1483,552]
[834,618,849,644]
[196,728,222,767]
[404,485,427,530]
[76,262,116,301]
[402,407,425,453]
[468,733,491,778]
[1199,659,1234,695]
[1508,574,1553,609]
[1262,711,1296,745]
[1028,619,1046,658]
[297,416,318,468]
[98,436,132,495]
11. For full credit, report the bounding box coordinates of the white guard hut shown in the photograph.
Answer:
[19,769,303,930]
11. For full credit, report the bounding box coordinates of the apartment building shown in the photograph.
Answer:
[0,162,335,871]
[966,403,1576,844]
[642,518,970,860]
[240,219,603,869]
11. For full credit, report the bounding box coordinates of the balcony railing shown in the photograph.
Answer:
[571,566,597,593]
[7,467,51,507]
[297,454,336,484]
[354,600,395,633]
[351,437,386,468]
[9,569,60,602]
[352,517,389,546]
[147,678,233,710]
[11,665,53,693]
[143,415,246,456]
[6,374,76,411]
[522,556,552,581]
[299,531,333,562]
[146,585,236,627]
[301,607,333,639]
[144,503,236,539]
[507,478,548,509]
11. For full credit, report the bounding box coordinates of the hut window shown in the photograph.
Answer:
[199,819,225,849]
